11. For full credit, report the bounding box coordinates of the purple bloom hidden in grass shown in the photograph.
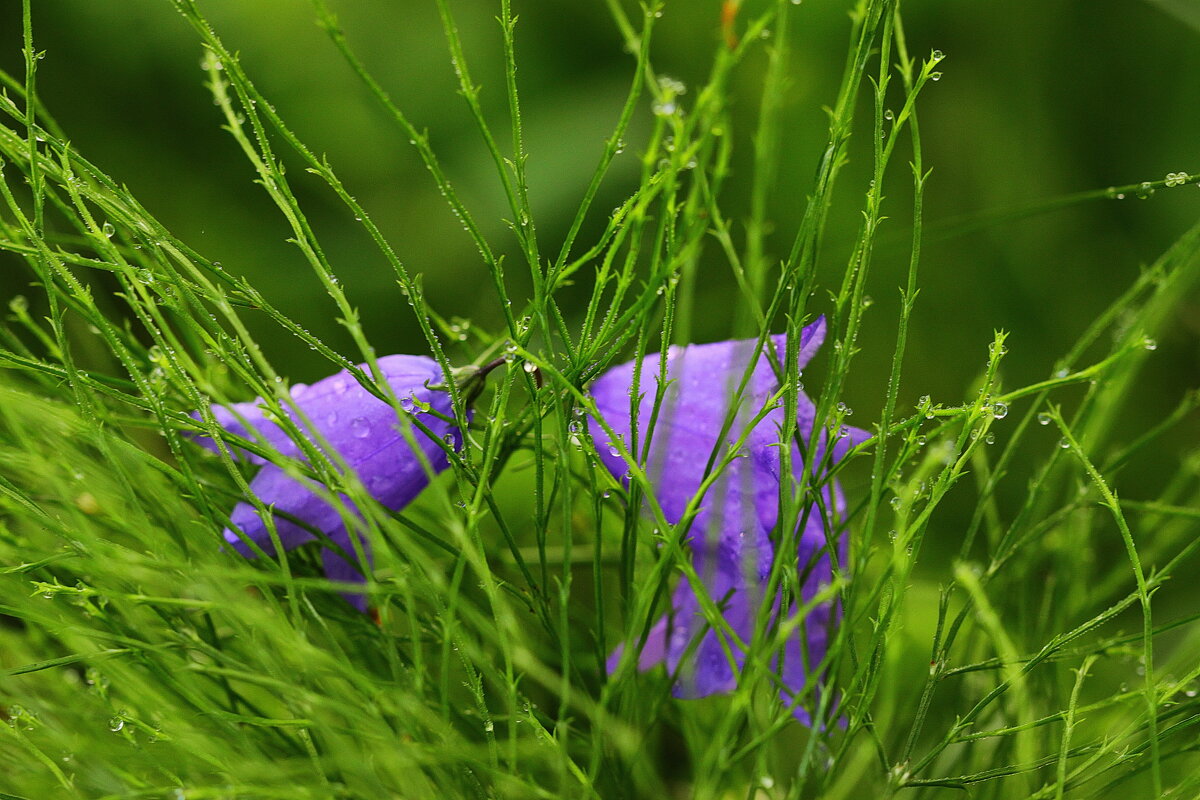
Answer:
[591,317,868,721]
[191,355,464,611]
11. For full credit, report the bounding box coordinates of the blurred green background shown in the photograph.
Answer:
[2,0,1198,510]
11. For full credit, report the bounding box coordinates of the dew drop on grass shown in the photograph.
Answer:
[984,432,996,445]
[991,401,1008,419]
[1037,412,1052,426]
[109,716,124,732]
[916,435,927,446]
[890,496,902,510]
[1058,438,1071,449]
[101,222,115,238]
[1135,182,1156,200]
[1143,338,1157,351]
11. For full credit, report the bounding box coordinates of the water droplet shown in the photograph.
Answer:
[882,110,894,122]
[991,401,1008,419]
[350,417,371,438]
[326,411,339,425]
[1054,367,1070,379]
[1165,171,1188,187]
[101,222,115,238]
[984,432,996,445]
[331,377,348,395]
[931,49,945,61]
[890,496,903,510]
[918,395,930,407]
[522,360,537,374]
[1143,338,1157,351]
[607,444,620,457]
[1037,412,1052,426]
[1058,438,1071,450]
[837,401,852,416]
[916,435,927,446]
[567,421,580,434]
[484,720,494,733]
[1135,182,1156,200]
[930,71,943,82]
[109,716,124,732]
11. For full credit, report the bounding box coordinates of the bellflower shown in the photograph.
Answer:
[591,317,868,721]
[191,354,465,610]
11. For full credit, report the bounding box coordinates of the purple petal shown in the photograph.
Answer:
[200,355,465,609]
[592,318,862,721]
[321,545,369,613]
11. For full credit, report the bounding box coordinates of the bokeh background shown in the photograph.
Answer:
[1,0,1198,563]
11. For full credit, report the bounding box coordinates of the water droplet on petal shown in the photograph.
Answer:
[350,417,371,438]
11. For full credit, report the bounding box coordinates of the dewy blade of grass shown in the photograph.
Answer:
[1052,408,1161,796]
[308,0,519,342]
[953,561,1037,795]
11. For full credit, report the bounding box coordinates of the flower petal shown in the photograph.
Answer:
[199,355,465,610]
[592,318,862,721]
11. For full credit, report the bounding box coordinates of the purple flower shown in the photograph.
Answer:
[591,317,868,721]
[191,355,464,610]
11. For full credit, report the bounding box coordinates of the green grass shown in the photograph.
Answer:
[2,0,1199,797]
